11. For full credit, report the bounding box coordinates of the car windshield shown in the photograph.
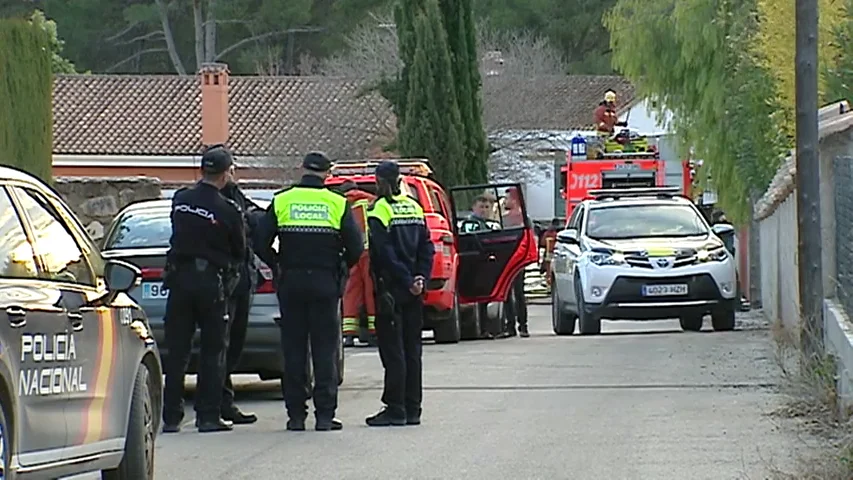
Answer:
[585,204,708,239]
[103,209,171,249]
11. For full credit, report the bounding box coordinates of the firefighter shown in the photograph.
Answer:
[338,180,377,347]
[161,145,245,433]
[540,218,561,288]
[593,90,628,135]
[365,161,435,427]
[256,152,363,432]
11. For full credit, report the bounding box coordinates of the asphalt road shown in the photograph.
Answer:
[149,305,804,480]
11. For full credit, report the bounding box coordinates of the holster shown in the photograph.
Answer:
[373,273,396,317]
[162,260,176,289]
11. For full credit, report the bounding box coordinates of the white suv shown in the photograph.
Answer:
[550,187,738,335]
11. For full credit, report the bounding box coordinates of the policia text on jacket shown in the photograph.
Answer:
[18,332,88,396]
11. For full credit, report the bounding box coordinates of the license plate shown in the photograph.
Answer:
[142,282,169,299]
[642,284,688,296]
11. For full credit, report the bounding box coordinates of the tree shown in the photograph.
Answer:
[29,10,76,74]
[605,0,788,224]
[754,0,844,134]
[0,18,53,182]
[439,0,488,183]
[477,27,567,134]
[473,0,618,74]
[825,0,853,104]
[396,0,466,186]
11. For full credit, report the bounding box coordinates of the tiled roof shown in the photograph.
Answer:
[52,74,395,158]
[482,74,636,131]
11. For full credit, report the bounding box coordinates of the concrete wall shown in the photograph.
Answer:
[54,176,162,240]
[754,101,853,414]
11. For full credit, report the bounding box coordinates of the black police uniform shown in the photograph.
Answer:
[219,181,269,424]
[365,161,435,427]
[256,152,363,431]
[162,147,245,433]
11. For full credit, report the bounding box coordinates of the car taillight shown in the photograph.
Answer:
[140,267,163,280]
[256,265,275,294]
[439,234,453,244]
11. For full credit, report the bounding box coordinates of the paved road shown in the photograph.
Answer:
[151,305,801,480]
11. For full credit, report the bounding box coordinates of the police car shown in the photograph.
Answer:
[550,187,738,335]
[0,167,161,478]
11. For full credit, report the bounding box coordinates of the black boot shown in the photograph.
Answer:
[519,324,530,338]
[406,407,422,426]
[196,418,233,433]
[366,408,406,427]
[221,406,258,425]
[286,418,306,431]
[343,336,355,348]
[315,417,343,431]
[162,422,182,433]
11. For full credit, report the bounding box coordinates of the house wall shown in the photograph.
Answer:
[53,176,162,241]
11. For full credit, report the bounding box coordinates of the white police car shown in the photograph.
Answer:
[550,187,738,335]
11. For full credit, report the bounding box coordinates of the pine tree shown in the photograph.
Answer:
[396,0,466,186]
[0,19,53,183]
[439,0,488,184]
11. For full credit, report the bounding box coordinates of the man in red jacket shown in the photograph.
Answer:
[339,181,377,346]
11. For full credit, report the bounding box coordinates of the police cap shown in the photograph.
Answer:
[303,152,332,172]
[375,161,400,182]
[201,144,233,174]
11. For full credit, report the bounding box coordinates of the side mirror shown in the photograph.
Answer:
[556,229,579,245]
[104,259,141,293]
[711,223,735,237]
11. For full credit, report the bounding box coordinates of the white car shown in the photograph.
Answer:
[550,187,738,335]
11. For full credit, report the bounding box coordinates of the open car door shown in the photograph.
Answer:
[449,183,539,304]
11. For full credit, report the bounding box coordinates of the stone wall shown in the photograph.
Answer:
[54,176,162,241]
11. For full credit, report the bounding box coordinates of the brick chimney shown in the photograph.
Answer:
[200,62,230,146]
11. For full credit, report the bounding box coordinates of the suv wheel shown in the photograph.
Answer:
[103,366,155,480]
[575,275,601,335]
[711,305,736,331]
[552,285,576,335]
[434,297,461,344]
[679,313,704,332]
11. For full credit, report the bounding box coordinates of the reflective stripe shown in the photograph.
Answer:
[352,199,371,248]
[272,187,346,230]
[367,194,425,228]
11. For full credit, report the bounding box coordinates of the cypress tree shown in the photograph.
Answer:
[439,0,488,184]
[0,19,53,183]
[396,0,466,187]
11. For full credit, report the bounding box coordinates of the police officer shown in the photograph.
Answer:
[219,175,268,425]
[365,161,435,427]
[162,145,245,433]
[257,152,363,431]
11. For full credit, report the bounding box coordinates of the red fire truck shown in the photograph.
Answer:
[560,149,667,218]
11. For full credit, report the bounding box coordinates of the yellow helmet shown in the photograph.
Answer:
[604,91,616,103]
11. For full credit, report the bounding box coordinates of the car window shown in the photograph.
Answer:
[427,185,449,218]
[568,205,584,230]
[401,181,421,204]
[451,186,525,234]
[585,204,708,240]
[0,188,39,279]
[104,209,172,249]
[12,187,96,286]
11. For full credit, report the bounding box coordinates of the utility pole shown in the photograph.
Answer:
[795,0,824,360]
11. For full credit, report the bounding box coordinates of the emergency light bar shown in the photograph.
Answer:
[330,158,433,177]
[587,186,682,200]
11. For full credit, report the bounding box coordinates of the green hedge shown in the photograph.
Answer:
[0,19,53,183]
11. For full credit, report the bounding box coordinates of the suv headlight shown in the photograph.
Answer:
[697,246,728,262]
[588,252,626,266]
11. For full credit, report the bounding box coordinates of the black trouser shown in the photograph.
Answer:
[375,294,423,417]
[162,266,229,425]
[504,271,528,333]
[221,285,252,413]
[277,270,340,421]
